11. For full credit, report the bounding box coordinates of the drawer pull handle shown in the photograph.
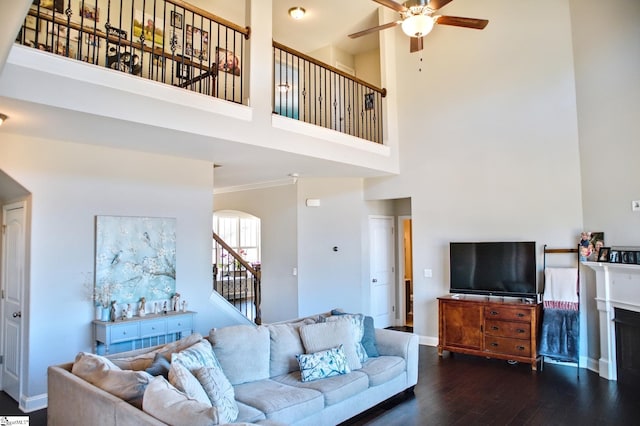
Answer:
[491,342,499,347]
[123,331,127,335]
[491,326,499,331]
[490,311,499,316]
[517,329,526,334]
[517,346,526,351]
[177,322,182,326]
[516,313,525,317]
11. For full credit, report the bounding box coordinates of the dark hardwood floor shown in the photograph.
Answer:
[3,345,639,426]
[343,345,640,426]
[0,391,46,425]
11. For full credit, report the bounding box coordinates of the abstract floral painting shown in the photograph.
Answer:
[95,216,176,305]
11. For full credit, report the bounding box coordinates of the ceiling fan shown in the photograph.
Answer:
[349,0,488,52]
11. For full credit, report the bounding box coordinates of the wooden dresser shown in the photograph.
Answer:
[438,295,542,370]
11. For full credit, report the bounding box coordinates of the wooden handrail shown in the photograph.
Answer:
[273,40,387,97]
[212,232,261,279]
[168,0,250,39]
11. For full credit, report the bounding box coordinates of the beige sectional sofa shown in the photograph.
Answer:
[48,312,419,425]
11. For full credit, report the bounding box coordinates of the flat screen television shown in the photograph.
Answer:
[449,241,537,298]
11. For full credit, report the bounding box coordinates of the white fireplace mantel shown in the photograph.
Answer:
[584,261,640,380]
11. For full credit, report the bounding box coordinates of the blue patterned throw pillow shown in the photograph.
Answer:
[296,345,350,382]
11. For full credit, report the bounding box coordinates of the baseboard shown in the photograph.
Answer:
[418,335,438,347]
[20,392,47,413]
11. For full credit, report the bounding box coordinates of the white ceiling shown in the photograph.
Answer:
[272,0,382,56]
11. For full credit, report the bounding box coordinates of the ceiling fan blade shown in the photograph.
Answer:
[429,0,454,11]
[409,36,424,53]
[435,15,489,30]
[372,0,407,13]
[349,21,401,39]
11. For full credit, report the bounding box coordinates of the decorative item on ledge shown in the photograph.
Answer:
[579,231,605,261]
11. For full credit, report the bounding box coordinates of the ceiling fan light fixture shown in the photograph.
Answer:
[401,14,434,38]
[288,7,306,20]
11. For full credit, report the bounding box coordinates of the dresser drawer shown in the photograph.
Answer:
[109,323,140,343]
[140,319,167,338]
[484,336,531,357]
[485,319,530,339]
[167,315,193,334]
[484,306,532,322]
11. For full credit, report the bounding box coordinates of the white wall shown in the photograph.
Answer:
[365,0,584,340]
[214,184,299,322]
[569,0,640,365]
[297,178,365,316]
[0,134,248,406]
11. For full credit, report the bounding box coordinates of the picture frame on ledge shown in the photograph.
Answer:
[609,249,621,263]
[598,247,611,262]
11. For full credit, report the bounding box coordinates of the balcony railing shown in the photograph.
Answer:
[16,2,386,144]
[18,0,248,104]
[273,41,386,144]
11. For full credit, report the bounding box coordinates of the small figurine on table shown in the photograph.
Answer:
[139,297,146,317]
[110,301,117,322]
[172,293,181,312]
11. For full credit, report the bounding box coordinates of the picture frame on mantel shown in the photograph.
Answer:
[598,247,610,262]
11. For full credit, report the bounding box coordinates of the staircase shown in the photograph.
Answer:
[212,232,261,324]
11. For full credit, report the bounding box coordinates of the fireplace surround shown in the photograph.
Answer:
[586,262,640,381]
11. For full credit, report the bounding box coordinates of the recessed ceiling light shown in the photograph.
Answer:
[288,7,306,20]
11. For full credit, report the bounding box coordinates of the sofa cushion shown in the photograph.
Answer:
[235,401,267,424]
[324,314,368,363]
[209,325,270,385]
[168,360,210,405]
[296,345,350,382]
[194,366,239,423]
[145,352,171,379]
[299,320,362,370]
[142,376,220,426]
[233,379,324,424]
[331,309,379,357]
[71,352,152,408]
[267,319,314,377]
[172,339,220,371]
[359,355,406,386]
[273,369,369,406]
[110,332,203,370]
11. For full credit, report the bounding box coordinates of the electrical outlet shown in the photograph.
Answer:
[633,200,640,212]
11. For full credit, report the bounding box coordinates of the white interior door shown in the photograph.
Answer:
[1,201,26,402]
[369,216,395,328]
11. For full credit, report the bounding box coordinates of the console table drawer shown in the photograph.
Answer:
[167,314,193,333]
[93,311,196,355]
[140,319,167,338]
[485,307,532,322]
[484,336,531,357]
[109,323,140,343]
[485,319,530,339]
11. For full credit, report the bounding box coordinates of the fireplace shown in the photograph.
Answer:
[586,262,640,380]
[614,308,640,387]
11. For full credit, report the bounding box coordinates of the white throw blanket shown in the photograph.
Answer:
[543,267,579,310]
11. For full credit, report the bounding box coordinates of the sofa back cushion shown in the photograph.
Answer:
[208,325,270,385]
[267,319,315,377]
[299,320,362,370]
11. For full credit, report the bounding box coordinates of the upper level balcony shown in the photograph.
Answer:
[1,0,400,190]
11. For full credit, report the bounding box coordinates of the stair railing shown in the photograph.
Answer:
[212,231,261,324]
